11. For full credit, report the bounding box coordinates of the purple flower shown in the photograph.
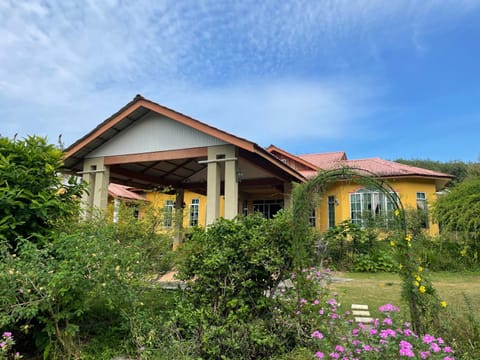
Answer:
[379,304,399,312]
[420,351,430,359]
[335,345,344,353]
[430,343,441,353]
[383,317,393,325]
[315,351,325,359]
[369,329,378,335]
[329,352,340,359]
[400,340,413,349]
[319,309,324,315]
[443,346,453,353]
[443,357,455,360]
[399,347,415,357]
[312,330,324,340]
[363,345,372,351]
[423,334,436,344]
[380,329,396,338]
[2,332,12,338]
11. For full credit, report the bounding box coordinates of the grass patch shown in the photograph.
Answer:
[332,271,480,316]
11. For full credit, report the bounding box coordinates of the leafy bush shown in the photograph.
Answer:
[166,212,310,359]
[0,136,84,250]
[0,205,174,358]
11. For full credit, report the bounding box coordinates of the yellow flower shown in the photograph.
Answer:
[405,234,412,242]
[440,301,447,308]
[55,187,67,196]
[419,285,426,293]
[415,275,421,282]
[414,281,420,287]
[390,240,396,247]
[399,263,403,270]
[394,209,400,217]
[115,265,120,272]
[418,266,423,272]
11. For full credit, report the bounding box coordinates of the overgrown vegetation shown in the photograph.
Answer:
[1,136,479,358]
[395,158,480,184]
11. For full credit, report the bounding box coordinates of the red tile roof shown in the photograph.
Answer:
[298,152,347,169]
[108,183,147,201]
[339,158,453,178]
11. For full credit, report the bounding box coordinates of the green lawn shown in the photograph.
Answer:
[331,271,480,319]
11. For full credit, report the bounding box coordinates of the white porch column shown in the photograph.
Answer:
[224,146,238,220]
[206,148,221,226]
[205,145,238,225]
[81,157,110,211]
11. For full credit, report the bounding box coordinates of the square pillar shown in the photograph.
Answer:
[206,145,239,225]
[224,146,238,220]
[81,157,110,211]
[206,149,221,226]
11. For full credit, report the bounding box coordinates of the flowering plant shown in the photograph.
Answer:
[310,301,455,359]
[0,332,22,360]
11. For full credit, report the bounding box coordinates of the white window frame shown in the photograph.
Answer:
[189,198,200,227]
[350,189,398,227]
[163,199,175,228]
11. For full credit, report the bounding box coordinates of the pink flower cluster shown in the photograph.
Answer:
[307,303,455,359]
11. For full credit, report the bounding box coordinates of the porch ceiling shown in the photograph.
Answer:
[107,154,287,196]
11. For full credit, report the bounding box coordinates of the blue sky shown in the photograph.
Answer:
[1,1,479,162]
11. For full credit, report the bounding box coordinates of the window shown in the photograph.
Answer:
[416,192,429,228]
[163,200,174,227]
[416,192,427,209]
[252,199,283,219]
[242,200,249,216]
[189,198,200,227]
[328,196,336,228]
[350,189,398,227]
[309,209,316,227]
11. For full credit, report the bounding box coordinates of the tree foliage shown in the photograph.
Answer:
[0,136,84,250]
[395,158,480,184]
[433,176,480,234]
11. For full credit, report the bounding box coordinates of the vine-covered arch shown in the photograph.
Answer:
[292,166,407,262]
[291,166,442,334]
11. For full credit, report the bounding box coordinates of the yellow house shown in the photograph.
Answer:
[64,95,452,238]
[266,145,453,235]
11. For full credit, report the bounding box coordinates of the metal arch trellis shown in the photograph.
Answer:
[291,166,434,334]
[292,166,407,238]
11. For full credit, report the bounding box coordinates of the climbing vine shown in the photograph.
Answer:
[291,166,445,334]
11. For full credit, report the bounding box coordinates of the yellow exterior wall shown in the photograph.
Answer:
[139,177,440,235]
[145,191,225,228]
[315,177,440,235]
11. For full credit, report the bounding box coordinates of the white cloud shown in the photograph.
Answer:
[157,78,383,146]
[0,0,478,146]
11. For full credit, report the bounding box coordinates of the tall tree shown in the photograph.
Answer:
[0,136,84,250]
